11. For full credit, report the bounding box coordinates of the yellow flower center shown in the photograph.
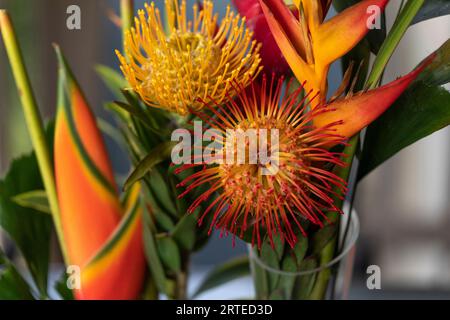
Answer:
[116,1,262,115]
[218,118,308,213]
[141,32,221,113]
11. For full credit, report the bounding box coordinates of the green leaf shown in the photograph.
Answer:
[167,173,188,217]
[156,236,181,273]
[192,256,250,298]
[250,248,269,299]
[268,289,284,300]
[260,241,279,292]
[54,272,74,300]
[292,235,308,266]
[357,15,450,179]
[416,40,450,86]
[95,65,127,99]
[358,84,450,179]
[172,212,197,251]
[293,257,318,300]
[142,203,167,295]
[272,234,284,261]
[97,117,128,153]
[153,210,176,232]
[277,255,297,299]
[11,190,50,214]
[311,224,337,256]
[124,141,176,191]
[104,102,129,123]
[0,251,34,300]
[0,153,52,297]
[148,168,178,217]
[412,0,450,25]
[121,89,173,136]
[113,101,154,130]
[144,184,175,232]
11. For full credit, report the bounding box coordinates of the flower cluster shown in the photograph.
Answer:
[116,0,428,248]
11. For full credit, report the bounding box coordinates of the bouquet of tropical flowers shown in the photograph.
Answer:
[0,0,449,300]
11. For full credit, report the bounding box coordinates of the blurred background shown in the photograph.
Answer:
[0,0,449,299]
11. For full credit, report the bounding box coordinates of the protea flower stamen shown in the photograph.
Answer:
[116,0,262,115]
[176,75,348,248]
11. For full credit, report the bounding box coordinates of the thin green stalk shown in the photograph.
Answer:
[310,1,425,299]
[0,10,68,264]
[351,0,426,217]
[309,135,359,300]
[366,0,425,89]
[309,237,338,300]
[120,0,134,49]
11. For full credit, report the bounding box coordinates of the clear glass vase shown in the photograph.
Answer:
[248,212,359,300]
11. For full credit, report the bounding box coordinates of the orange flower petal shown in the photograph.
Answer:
[54,47,121,267]
[314,55,433,139]
[77,184,145,300]
[294,0,331,22]
[259,0,307,60]
[54,47,145,299]
[314,0,389,73]
[295,0,321,31]
[259,0,320,94]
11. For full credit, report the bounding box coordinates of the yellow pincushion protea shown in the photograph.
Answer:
[116,0,262,115]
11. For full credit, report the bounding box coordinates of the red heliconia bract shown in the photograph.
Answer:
[232,0,297,75]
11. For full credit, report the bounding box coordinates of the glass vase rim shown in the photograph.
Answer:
[248,211,360,276]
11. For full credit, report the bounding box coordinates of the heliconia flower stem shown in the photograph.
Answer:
[308,135,359,300]
[120,0,134,49]
[328,135,359,222]
[313,1,427,299]
[0,10,69,263]
[366,0,425,89]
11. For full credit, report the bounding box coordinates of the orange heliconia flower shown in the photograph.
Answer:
[260,0,389,100]
[54,47,145,300]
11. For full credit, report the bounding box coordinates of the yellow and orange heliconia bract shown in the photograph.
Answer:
[260,0,434,141]
[260,0,389,100]
[54,47,145,300]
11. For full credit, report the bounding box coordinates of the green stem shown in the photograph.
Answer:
[309,237,337,300]
[175,271,188,300]
[309,135,359,300]
[0,11,68,264]
[175,252,190,299]
[366,0,425,89]
[310,0,426,300]
[120,0,134,49]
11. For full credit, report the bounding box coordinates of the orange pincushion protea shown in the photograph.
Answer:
[176,76,347,248]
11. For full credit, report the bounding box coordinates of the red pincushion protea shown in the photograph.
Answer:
[176,76,348,249]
